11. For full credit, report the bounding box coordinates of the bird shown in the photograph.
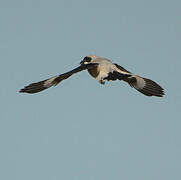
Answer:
[19,55,165,97]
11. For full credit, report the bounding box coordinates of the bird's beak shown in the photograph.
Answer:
[80,60,88,65]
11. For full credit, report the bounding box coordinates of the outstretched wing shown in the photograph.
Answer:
[115,63,164,97]
[124,75,165,97]
[19,63,97,94]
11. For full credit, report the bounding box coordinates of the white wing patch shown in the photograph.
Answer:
[43,76,58,88]
[131,75,146,90]
[116,68,131,75]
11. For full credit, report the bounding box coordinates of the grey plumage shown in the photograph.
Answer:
[19,55,165,97]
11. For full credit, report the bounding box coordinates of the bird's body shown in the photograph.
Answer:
[19,55,165,97]
[85,56,131,84]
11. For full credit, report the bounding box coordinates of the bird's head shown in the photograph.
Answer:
[80,55,99,65]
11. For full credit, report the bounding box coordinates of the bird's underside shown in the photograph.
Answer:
[19,56,165,97]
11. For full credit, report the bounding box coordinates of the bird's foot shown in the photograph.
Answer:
[99,80,105,85]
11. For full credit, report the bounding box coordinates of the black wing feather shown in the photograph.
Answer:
[19,63,98,94]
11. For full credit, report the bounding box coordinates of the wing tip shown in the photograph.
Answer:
[19,88,35,94]
[19,89,25,93]
[134,77,165,97]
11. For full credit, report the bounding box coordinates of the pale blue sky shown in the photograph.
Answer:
[0,0,181,180]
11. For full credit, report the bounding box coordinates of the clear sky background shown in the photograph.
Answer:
[0,0,180,179]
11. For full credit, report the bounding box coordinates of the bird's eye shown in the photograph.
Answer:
[84,56,92,62]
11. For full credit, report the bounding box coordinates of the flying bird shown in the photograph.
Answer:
[19,55,165,97]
